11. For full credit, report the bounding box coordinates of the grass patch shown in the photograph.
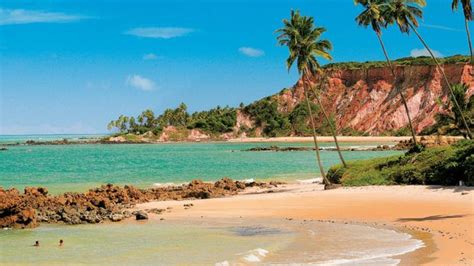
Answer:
[327,140,474,186]
[323,55,469,70]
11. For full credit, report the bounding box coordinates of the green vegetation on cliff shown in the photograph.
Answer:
[422,83,474,137]
[323,55,469,70]
[327,140,474,186]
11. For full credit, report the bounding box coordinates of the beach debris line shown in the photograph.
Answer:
[0,178,282,229]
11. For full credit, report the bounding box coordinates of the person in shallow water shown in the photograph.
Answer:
[33,241,39,247]
[59,239,63,247]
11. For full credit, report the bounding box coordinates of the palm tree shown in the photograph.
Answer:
[277,11,347,169]
[432,83,473,138]
[386,0,472,139]
[309,74,347,167]
[452,0,473,64]
[354,0,419,147]
[276,10,337,185]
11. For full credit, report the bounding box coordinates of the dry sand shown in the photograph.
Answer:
[136,184,474,265]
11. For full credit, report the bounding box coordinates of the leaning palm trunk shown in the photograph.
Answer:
[376,32,419,146]
[305,74,347,167]
[409,23,473,139]
[303,80,330,186]
[465,18,474,65]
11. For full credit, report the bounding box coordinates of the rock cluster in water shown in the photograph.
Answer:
[244,145,397,152]
[0,178,279,229]
[394,136,460,150]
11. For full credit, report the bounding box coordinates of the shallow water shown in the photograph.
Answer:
[0,141,402,193]
[0,219,422,265]
[0,136,416,264]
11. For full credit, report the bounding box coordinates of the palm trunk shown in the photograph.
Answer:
[409,23,473,139]
[465,18,474,65]
[303,79,329,186]
[376,32,418,146]
[305,75,347,167]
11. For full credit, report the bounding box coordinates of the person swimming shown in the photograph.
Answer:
[33,241,39,247]
[59,239,63,247]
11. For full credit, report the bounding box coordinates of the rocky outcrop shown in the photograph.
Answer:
[395,136,461,149]
[0,178,279,229]
[187,129,211,142]
[108,136,127,143]
[0,188,38,229]
[244,145,397,152]
[249,63,473,135]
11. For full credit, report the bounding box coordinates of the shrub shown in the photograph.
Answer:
[327,140,474,186]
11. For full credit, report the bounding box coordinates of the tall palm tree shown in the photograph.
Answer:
[277,11,347,169]
[355,0,419,147]
[452,0,473,64]
[308,73,347,167]
[276,10,336,185]
[386,0,473,139]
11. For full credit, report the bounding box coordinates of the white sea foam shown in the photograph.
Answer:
[238,248,269,262]
[152,182,177,187]
[241,178,255,183]
[215,260,230,266]
[314,227,424,266]
[297,177,322,184]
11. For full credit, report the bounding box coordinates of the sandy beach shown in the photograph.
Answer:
[136,184,474,265]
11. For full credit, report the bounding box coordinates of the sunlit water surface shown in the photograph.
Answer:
[0,140,402,193]
[0,218,422,265]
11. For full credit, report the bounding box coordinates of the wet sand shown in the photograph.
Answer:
[136,184,474,265]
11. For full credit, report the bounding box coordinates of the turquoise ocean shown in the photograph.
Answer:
[1,135,421,265]
[0,134,402,193]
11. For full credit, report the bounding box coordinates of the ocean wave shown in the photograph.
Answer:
[241,248,269,262]
[314,228,424,266]
[152,182,178,187]
[296,178,322,184]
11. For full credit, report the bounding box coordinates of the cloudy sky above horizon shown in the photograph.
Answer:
[0,0,471,134]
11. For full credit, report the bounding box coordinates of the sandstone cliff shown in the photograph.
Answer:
[266,63,473,135]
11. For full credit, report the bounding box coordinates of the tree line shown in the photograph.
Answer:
[108,103,238,136]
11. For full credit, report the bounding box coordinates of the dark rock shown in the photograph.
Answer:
[133,211,148,220]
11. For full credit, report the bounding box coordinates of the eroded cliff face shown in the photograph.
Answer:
[273,63,473,134]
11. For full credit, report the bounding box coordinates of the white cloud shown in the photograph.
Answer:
[421,23,462,32]
[0,8,84,25]
[410,48,443,58]
[143,53,158,60]
[125,27,194,39]
[238,47,265,57]
[126,74,156,91]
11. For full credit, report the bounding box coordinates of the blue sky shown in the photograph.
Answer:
[0,0,471,134]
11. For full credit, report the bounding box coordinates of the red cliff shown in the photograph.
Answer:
[274,63,473,134]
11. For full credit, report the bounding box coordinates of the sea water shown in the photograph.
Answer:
[0,137,419,264]
[0,140,402,193]
[0,218,422,265]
